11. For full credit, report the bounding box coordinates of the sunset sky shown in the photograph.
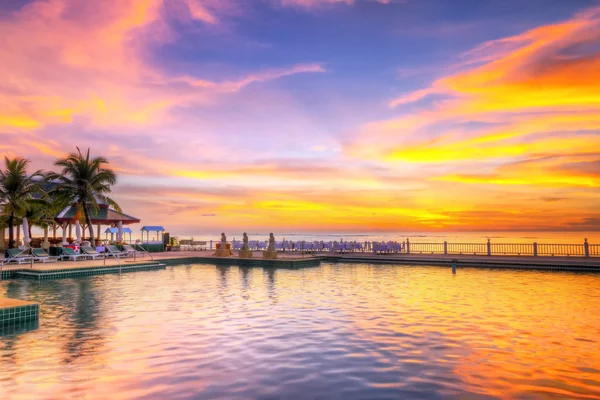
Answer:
[1,0,599,233]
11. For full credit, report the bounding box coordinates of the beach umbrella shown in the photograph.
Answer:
[117,221,124,243]
[62,223,68,244]
[75,220,82,243]
[22,217,30,246]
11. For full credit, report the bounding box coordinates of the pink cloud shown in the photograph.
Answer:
[0,0,324,136]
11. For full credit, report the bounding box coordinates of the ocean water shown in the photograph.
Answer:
[1,263,599,399]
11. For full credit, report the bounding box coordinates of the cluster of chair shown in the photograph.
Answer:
[179,240,208,251]
[2,244,142,265]
[370,241,406,254]
[224,240,408,255]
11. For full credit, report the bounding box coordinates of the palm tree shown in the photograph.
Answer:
[24,198,61,245]
[49,148,120,247]
[0,157,45,248]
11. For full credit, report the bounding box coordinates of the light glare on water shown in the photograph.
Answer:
[1,264,600,399]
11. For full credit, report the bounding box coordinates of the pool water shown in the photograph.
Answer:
[1,264,599,399]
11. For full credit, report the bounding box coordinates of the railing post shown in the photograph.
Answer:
[406,238,410,254]
[584,238,589,258]
[443,241,448,255]
[487,238,491,256]
[210,240,213,250]
[533,242,538,257]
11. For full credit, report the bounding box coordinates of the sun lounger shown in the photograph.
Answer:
[105,245,130,258]
[80,246,105,260]
[60,247,89,261]
[32,248,58,263]
[4,248,33,264]
[121,244,138,257]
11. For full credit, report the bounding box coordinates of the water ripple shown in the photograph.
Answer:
[1,264,600,399]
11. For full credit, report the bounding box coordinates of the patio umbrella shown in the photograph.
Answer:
[117,221,124,243]
[22,217,30,246]
[62,223,68,244]
[75,220,82,243]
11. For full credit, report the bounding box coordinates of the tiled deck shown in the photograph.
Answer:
[2,250,599,279]
[0,297,39,328]
[325,253,600,271]
[0,251,322,280]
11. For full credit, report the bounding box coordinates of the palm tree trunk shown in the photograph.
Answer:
[83,203,95,246]
[8,212,14,249]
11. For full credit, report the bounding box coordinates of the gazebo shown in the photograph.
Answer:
[54,202,140,244]
[105,227,133,244]
[140,226,166,252]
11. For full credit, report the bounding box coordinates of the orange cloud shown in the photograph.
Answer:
[349,6,600,167]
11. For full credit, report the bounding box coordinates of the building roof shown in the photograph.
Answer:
[141,226,165,232]
[55,206,140,225]
[105,227,133,234]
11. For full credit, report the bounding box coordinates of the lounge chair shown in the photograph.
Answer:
[60,247,90,261]
[80,246,105,260]
[4,248,32,264]
[121,244,139,257]
[32,248,58,263]
[105,245,129,258]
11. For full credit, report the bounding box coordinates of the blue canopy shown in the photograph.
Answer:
[105,227,133,234]
[141,226,165,232]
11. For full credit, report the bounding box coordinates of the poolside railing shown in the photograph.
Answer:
[206,237,597,258]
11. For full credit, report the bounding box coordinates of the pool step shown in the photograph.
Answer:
[15,263,167,280]
[0,297,39,330]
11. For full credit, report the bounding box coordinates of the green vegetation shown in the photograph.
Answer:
[0,157,45,248]
[0,148,120,248]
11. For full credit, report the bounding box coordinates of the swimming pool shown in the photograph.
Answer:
[1,263,599,399]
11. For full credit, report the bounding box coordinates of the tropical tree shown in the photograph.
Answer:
[0,157,45,248]
[24,197,63,244]
[49,148,120,247]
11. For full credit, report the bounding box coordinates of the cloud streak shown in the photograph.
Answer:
[1,1,598,233]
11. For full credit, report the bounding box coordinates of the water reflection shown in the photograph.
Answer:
[264,268,277,304]
[63,279,103,364]
[0,264,599,399]
[239,267,251,301]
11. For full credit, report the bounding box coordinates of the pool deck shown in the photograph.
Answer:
[325,253,600,271]
[1,250,599,277]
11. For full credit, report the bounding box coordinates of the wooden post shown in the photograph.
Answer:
[52,223,57,239]
[584,238,589,258]
[97,224,101,240]
[487,238,491,256]
[533,242,538,257]
[68,223,72,240]
[443,241,448,255]
[0,227,5,252]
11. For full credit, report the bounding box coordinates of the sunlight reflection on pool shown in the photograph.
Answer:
[1,263,599,399]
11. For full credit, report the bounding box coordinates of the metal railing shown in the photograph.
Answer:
[210,237,597,258]
[537,243,585,257]
[490,243,535,256]
[104,246,122,273]
[134,244,154,261]
[410,242,444,254]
